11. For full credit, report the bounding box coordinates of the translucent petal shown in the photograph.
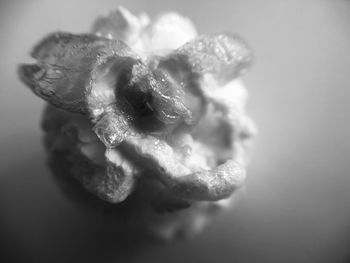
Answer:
[93,108,131,148]
[176,33,253,83]
[155,55,205,124]
[18,32,135,113]
[129,63,192,125]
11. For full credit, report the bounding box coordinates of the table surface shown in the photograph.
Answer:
[1,1,350,262]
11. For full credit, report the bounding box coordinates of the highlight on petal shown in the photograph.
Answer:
[92,6,146,45]
[98,148,137,203]
[143,12,198,51]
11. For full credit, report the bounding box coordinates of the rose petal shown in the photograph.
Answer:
[19,32,135,113]
[174,33,253,84]
[143,12,197,51]
[124,132,245,201]
[91,6,144,45]
[127,62,193,125]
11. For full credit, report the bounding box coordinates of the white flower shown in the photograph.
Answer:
[18,6,256,240]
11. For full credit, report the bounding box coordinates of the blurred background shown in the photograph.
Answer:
[1,0,350,262]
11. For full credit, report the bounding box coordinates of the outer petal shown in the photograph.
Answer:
[167,33,253,84]
[42,105,137,203]
[82,148,137,203]
[70,149,137,204]
[123,131,245,201]
[18,32,135,113]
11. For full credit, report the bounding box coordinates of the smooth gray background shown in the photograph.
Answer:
[1,0,350,262]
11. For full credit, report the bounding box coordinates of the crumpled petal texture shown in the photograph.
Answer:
[18,7,256,240]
